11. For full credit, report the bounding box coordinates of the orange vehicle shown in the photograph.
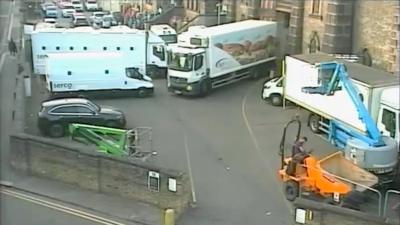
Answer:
[278,118,378,202]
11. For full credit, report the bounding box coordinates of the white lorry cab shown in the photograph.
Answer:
[150,24,177,45]
[31,23,171,78]
[167,20,277,96]
[45,52,153,97]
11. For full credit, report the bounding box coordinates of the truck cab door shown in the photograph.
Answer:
[148,44,166,67]
[193,54,206,78]
[377,105,399,144]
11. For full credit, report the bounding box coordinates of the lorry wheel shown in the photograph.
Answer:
[271,94,283,106]
[309,114,321,133]
[284,180,299,201]
[199,81,209,97]
[48,123,65,138]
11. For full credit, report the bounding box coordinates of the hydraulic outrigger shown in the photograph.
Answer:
[68,123,155,159]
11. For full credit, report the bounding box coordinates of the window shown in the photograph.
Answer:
[83,46,87,50]
[69,46,74,50]
[76,105,94,114]
[103,47,107,50]
[56,46,60,50]
[261,0,274,9]
[130,47,134,51]
[42,46,46,50]
[105,70,109,74]
[381,109,396,138]
[50,106,78,114]
[126,67,143,80]
[116,47,121,51]
[153,46,165,61]
[311,0,321,15]
[67,71,72,75]
[194,54,204,71]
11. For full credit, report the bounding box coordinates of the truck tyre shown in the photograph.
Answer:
[199,81,210,97]
[48,123,65,138]
[271,94,283,106]
[309,114,321,133]
[284,180,299,201]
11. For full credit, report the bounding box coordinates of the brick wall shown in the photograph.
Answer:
[10,133,192,215]
[352,0,399,72]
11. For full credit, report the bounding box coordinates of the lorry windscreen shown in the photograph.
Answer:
[160,35,177,44]
[167,52,192,72]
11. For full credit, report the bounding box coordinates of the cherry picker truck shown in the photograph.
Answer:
[299,61,398,181]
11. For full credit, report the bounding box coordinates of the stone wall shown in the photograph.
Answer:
[352,0,400,73]
[10,133,192,215]
[301,0,327,53]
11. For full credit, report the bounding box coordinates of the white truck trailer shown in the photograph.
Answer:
[45,52,153,97]
[263,53,399,174]
[167,20,277,96]
[31,23,173,77]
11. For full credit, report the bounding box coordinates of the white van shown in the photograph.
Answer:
[45,52,154,97]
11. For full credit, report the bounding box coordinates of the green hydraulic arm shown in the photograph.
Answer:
[68,123,153,157]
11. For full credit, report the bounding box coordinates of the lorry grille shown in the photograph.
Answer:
[170,76,187,84]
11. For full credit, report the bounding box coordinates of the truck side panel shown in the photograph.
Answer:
[32,32,146,75]
[208,23,277,77]
[284,56,367,132]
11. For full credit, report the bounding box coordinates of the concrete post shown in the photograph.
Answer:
[164,209,175,225]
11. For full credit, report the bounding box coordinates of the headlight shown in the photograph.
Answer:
[186,85,192,91]
[264,85,270,89]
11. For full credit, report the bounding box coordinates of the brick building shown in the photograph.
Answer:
[218,0,400,73]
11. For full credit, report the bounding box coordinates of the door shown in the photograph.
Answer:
[377,106,398,141]
[193,53,206,78]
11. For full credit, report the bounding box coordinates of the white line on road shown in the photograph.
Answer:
[0,52,7,72]
[184,132,197,206]
[0,188,126,225]
[241,82,293,213]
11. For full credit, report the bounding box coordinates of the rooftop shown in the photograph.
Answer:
[42,98,91,107]
[292,53,400,87]
[189,20,276,36]
[33,23,143,34]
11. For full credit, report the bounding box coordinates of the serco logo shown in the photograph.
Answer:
[53,83,72,89]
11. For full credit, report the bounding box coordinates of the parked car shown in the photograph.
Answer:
[57,0,71,9]
[84,0,98,11]
[41,2,55,11]
[38,98,126,137]
[45,5,58,18]
[71,0,83,12]
[112,11,123,25]
[102,15,117,27]
[43,18,56,23]
[62,4,76,17]
[71,13,89,26]
[89,11,105,25]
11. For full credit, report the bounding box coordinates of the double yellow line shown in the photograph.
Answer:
[0,187,126,225]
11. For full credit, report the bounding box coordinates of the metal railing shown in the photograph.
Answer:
[383,189,400,224]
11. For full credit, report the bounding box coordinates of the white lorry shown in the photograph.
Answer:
[150,24,177,45]
[263,53,399,174]
[31,23,174,78]
[45,52,153,97]
[167,20,277,96]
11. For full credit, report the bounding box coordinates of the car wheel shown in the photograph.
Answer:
[137,88,147,98]
[309,114,321,134]
[48,123,65,138]
[284,180,299,201]
[271,94,283,106]
[199,81,210,97]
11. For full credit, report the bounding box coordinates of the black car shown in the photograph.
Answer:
[38,98,126,137]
